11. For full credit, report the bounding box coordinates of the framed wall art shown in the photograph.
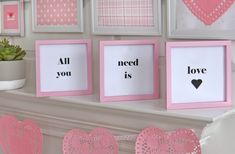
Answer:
[0,0,24,36]
[167,0,235,39]
[36,39,93,97]
[100,40,159,102]
[32,0,83,32]
[166,41,232,109]
[92,0,162,35]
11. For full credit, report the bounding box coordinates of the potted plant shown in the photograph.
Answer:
[0,38,26,90]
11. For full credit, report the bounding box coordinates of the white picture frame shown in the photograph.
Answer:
[0,0,24,36]
[92,0,161,35]
[167,0,235,39]
[32,0,83,32]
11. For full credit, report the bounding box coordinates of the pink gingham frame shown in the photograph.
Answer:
[92,0,161,35]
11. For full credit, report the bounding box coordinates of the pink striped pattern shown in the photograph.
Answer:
[97,0,154,27]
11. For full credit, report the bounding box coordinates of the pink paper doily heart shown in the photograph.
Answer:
[0,115,43,154]
[135,127,201,154]
[183,0,235,25]
[63,127,118,154]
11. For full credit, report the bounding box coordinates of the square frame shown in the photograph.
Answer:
[92,0,161,35]
[36,39,93,97]
[166,41,232,109]
[0,0,24,36]
[167,0,235,39]
[100,40,159,102]
[32,0,83,32]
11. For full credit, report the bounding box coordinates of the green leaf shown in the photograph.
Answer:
[15,50,26,60]
[0,38,26,61]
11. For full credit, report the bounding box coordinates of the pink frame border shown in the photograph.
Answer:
[100,40,159,102]
[36,39,93,97]
[166,41,232,109]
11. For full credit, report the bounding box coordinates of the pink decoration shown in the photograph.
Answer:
[183,0,235,25]
[99,40,159,102]
[166,41,232,109]
[135,127,201,154]
[97,0,154,27]
[3,4,19,29]
[36,0,78,26]
[63,128,118,154]
[35,39,93,97]
[0,115,43,154]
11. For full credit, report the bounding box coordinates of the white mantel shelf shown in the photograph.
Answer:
[0,88,234,154]
[3,88,232,122]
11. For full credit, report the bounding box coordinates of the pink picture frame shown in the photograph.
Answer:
[36,39,93,97]
[0,0,24,36]
[166,41,232,109]
[100,40,159,102]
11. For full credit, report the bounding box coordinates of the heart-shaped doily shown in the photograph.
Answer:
[63,127,118,154]
[183,0,235,25]
[135,127,201,154]
[0,115,43,154]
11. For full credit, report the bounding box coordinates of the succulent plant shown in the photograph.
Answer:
[0,38,26,61]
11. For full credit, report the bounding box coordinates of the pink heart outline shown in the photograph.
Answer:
[135,127,201,154]
[63,127,118,154]
[0,115,43,154]
[183,0,235,25]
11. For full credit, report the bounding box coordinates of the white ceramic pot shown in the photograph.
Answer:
[0,60,26,90]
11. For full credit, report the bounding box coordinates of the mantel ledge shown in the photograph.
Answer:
[0,88,232,124]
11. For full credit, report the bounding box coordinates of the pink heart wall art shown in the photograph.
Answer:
[183,0,235,25]
[135,127,201,154]
[63,127,118,154]
[0,115,43,154]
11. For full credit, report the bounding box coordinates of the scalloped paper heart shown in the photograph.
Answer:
[135,127,201,154]
[63,128,118,154]
[0,115,43,154]
[183,0,235,25]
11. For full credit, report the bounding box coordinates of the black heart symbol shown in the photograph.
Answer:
[191,79,202,89]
